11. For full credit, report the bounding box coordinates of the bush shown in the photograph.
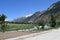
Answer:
[49,14,56,27]
[37,20,45,29]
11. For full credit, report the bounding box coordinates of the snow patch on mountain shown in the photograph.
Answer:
[25,14,33,17]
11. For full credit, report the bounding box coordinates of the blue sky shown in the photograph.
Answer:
[0,0,59,21]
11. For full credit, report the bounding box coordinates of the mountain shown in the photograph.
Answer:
[13,1,60,23]
[13,17,27,23]
[13,14,33,23]
[27,1,60,23]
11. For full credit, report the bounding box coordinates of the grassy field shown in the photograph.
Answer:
[5,23,35,31]
[0,23,60,32]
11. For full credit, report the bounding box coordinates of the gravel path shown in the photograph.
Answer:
[22,28,60,40]
[6,28,60,40]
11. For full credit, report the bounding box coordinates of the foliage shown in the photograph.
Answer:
[0,14,7,32]
[49,14,56,27]
[37,20,45,29]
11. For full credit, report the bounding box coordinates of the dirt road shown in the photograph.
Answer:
[6,28,60,40]
[23,28,60,40]
[0,31,32,40]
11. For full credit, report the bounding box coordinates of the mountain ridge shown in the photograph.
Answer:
[13,1,60,23]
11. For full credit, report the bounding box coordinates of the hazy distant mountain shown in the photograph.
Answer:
[13,17,27,22]
[13,1,60,23]
[13,14,33,23]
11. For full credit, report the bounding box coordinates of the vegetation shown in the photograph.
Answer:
[0,14,7,32]
[49,14,56,27]
[37,20,45,29]
[4,23,35,31]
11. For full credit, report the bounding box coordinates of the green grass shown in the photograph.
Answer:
[0,29,2,32]
[0,23,60,32]
[5,23,35,31]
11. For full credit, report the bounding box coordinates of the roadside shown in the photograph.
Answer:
[0,31,33,40]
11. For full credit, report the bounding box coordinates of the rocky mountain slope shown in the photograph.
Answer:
[14,1,60,23]
[27,1,60,23]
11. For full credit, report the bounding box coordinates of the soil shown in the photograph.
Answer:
[0,31,33,40]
